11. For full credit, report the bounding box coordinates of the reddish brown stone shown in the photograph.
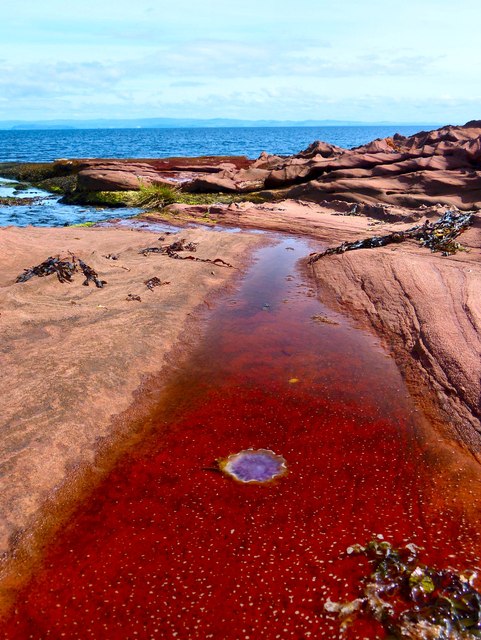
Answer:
[57,121,481,209]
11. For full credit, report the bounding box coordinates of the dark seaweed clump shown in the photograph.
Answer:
[139,238,234,268]
[16,255,106,288]
[309,210,473,263]
[325,540,481,639]
[0,196,43,207]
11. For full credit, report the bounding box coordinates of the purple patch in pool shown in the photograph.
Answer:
[219,449,287,483]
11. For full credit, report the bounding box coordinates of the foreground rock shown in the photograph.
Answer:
[154,198,455,233]
[0,225,262,559]
[310,213,481,456]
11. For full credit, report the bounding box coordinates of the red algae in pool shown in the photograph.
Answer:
[2,235,481,640]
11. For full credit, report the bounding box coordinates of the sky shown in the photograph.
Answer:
[0,0,480,124]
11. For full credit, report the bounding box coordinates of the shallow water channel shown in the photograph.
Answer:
[0,178,140,227]
[2,232,481,639]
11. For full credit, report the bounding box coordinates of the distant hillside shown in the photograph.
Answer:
[1,117,442,131]
[10,124,77,131]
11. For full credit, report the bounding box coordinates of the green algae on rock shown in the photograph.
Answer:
[325,540,481,639]
[0,196,43,206]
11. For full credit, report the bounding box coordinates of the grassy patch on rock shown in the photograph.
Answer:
[135,184,182,208]
[63,184,275,209]
[63,190,139,208]
[0,162,281,209]
[135,183,273,208]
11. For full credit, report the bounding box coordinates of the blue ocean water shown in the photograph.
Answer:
[0,125,428,227]
[0,125,427,162]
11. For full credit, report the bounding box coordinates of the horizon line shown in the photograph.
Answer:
[0,117,446,131]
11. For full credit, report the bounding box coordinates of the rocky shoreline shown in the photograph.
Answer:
[1,120,481,605]
[2,120,481,210]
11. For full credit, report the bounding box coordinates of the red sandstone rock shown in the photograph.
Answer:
[65,121,481,209]
[274,121,481,210]
[73,157,252,192]
[251,151,285,169]
[264,164,312,188]
[183,173,239,193]
[77,164,177,191]
[294,140,344,158]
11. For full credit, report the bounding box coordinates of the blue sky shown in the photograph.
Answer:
[0,0,480,123]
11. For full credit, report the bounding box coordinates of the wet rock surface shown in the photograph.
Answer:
[310,213,481,455]
[142,198,481,455]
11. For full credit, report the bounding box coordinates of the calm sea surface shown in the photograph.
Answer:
[0,125,427,162]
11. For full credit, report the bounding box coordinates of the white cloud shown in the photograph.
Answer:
[0,0,479,122]
[0,40,440,107]
[121,41,438,79]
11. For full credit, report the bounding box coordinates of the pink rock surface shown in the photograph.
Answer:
[183,121,481,207]
[73,156,252,192]
[0,224,263,558]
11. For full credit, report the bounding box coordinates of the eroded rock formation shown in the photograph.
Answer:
[68,121,481,210]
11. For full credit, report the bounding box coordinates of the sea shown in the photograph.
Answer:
[0,125,427,162]
[0,125,426,226]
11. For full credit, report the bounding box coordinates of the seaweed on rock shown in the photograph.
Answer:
[325,540,481,639]
[139,239,234,268]
[16,255,106,288]
[308,211,474,264]
[144,276,170,290]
